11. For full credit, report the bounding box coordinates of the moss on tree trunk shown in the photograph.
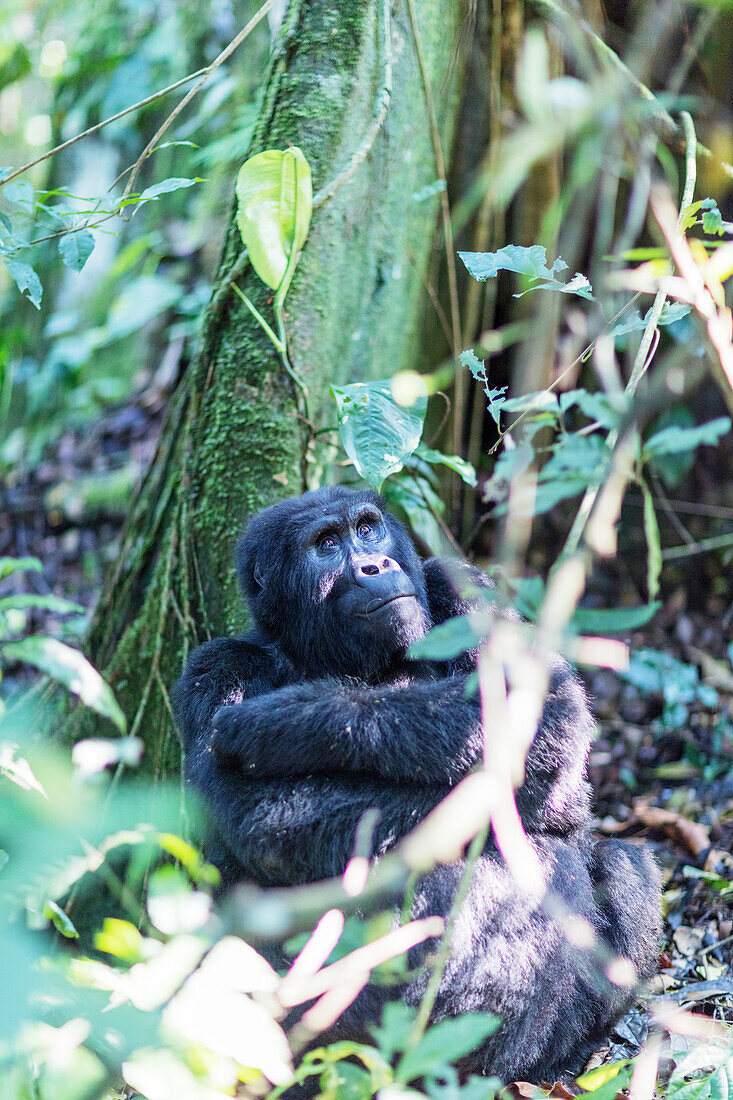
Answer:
[66,0,469,773]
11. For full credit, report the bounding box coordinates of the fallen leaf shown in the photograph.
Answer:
[631,802,710,857]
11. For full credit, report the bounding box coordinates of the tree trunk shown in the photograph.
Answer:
[66,0,470,774]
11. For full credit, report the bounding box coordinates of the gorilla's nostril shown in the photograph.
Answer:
[362,564,379,575]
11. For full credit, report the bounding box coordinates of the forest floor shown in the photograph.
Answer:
[1,391,732,1081]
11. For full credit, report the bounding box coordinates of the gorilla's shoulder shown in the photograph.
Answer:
[423,557,495,625]
[178,633,290,682]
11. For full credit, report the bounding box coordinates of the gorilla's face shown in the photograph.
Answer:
[237,487,431,679]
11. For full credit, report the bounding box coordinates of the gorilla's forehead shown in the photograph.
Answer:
[297,500,384,544]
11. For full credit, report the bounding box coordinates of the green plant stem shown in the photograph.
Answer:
[407,826,488,1047]
[565,112,698,558]
[627,112,696,397]
[231,283,283,352]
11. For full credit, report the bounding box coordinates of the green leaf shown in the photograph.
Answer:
[58,230,95,272]
[570,603,661,634]
[43,899,79,939]
[515,271,594,301]
[0,594,84,615]
[383,476,445,555]
[408,612,493,660]
[642,416,731,459]
[4,257,42,308]
[331,379,427,489]
[1,636,126,732]
[501,391,560,415]
[646,407,695,489]
[137,176,201,203]
[416,444,477,486]
[236,147,312,293]
[459,245,567,282]
[640,479,662,601]
[458,246,593,300]
[460,350,507,425]
[559,389,623,430]
[396,1015,500,1083]
[0,556,41,580]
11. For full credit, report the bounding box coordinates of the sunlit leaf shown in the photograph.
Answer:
[236,147,312,292]
[147,865,211,935]
[95,917,145,963]
[0,743,47,796]
[577,1060,631,1090]
[460,350,507,425]
[416,444,477,486]
[2,636,126,732]
[71,736,143,775]
[43,899,79,939]
[459,245,567,282]
[331,379,427,489]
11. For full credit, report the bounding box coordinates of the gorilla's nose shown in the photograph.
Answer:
[356,556,399,577]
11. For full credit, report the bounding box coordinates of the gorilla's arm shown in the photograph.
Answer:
[173,636,449,883]
[193,767,444,886]
[212,673,482,785]
[212,658,593,834]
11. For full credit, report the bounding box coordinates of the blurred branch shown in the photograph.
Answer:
[530,0,733,181]
[0,70,208,189]
[120,0,283,204]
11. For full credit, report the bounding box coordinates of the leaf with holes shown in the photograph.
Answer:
[331,380,427,490]
[59,230,95,271]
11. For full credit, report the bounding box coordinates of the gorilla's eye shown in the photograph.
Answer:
[357,523,372,539]
[318,534,338,550]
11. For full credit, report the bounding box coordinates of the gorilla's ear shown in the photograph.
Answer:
[252,561,265,594]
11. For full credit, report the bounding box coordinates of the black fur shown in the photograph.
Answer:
[173,486,660,1082]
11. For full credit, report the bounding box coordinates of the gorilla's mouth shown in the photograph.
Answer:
[361,593,416,615]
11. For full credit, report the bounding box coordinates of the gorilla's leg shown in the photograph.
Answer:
[399,835,658,1084]
[590,838,662,984]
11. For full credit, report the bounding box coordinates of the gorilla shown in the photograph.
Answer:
[172,485,660,1084]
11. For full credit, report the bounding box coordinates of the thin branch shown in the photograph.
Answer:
[627,112,696,396]
[0,69,208,189]
[121,0,283,204]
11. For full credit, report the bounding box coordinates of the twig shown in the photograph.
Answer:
[661,530,733,561]
[0,69,208,189]
[313,0,394,209]
[409,826,487,1043]
[121,0,283,205]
